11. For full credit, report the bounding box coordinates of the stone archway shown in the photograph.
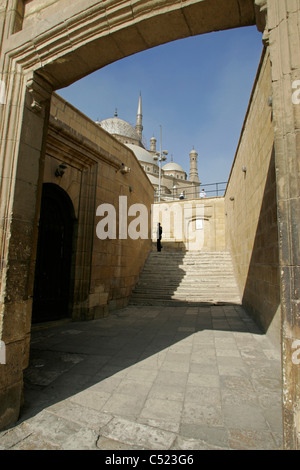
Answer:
[0,0,299,448]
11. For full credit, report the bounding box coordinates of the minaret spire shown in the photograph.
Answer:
[189,148,199,183]
[136,91,143,143]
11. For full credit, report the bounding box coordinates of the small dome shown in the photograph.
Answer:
[162,161,185,173]
[126,144,158,166]
[97,117,140,141]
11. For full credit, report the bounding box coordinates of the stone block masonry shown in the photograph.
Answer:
[225,49,280,347]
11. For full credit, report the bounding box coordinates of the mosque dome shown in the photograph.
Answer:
[126,143,158,166]
[162,161,185,173]
[95,94,199,201]
[97,115,140,142]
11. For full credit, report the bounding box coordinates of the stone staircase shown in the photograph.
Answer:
[130,250,241,306]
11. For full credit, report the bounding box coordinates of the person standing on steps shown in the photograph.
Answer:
[157,222,162,252]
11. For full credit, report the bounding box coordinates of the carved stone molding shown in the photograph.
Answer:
[26,75,52,112]
[48,116,123,172]
[255,0,268,38]
[1,0,256,90]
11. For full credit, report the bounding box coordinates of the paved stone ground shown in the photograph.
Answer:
[0,305,283,450]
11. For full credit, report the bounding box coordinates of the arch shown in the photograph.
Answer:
[185,215,206,251]
[12,1,257,90]
[32,183,75,323]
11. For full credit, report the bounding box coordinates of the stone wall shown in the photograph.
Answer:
[45,93,154,320]
[225,48,280,345]
[152,197,225,252]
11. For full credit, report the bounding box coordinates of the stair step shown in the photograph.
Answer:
[131,291,241,298]
[129,250,241,306]
[129,298,241,306]
[138,283,235,286]
[134,282,239,288]
[136,278,236,282]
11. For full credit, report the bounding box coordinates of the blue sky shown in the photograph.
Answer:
[57,25,263,186]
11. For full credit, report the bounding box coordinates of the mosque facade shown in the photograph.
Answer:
[96,94,201,201]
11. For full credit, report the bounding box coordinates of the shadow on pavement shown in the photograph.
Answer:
[19,302,263,424]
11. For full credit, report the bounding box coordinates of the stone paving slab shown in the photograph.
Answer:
[0,305,283,450]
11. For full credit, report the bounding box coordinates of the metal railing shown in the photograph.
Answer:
[199,181,227,198]
[154,181,227,202]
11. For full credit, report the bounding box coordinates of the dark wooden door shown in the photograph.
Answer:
[32,184,74,323]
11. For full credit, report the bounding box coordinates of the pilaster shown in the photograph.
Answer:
[264,0,300,449]
[0,69,52,428]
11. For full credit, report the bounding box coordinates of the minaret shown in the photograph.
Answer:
[189,148,199,183]
[136,92,143,143]
[150,135,157,153]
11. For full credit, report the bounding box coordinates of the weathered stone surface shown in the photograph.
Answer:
[100,416,176,450]
[0,305,283,449]
[225,50,281,346]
